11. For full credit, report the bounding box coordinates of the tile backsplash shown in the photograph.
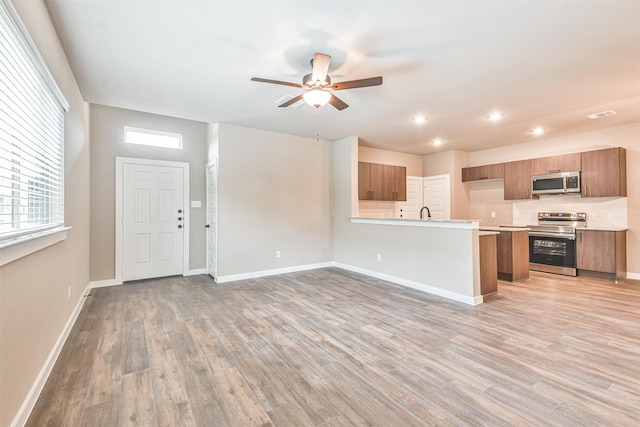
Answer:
[513,194,627,228]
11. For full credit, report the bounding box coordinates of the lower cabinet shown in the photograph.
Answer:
[496,230,530,282]
[480,233,498,296]
[577,229,627,282]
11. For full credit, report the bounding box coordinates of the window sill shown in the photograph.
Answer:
[0,227,71,267]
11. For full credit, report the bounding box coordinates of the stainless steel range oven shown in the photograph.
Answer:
[528,212,586,276]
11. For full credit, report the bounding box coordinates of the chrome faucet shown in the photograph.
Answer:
[420,206,431,219]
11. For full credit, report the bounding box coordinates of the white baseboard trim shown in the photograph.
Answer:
[333,262,482,306]
[216,262,334,283]
[626,272,640,281]
[185,268,207,276]
[11,282,92,427]
[89,278,122,288]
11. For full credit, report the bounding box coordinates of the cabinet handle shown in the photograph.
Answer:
[549,169,560,173]
[584,186,587,196]
[479,176,488,180]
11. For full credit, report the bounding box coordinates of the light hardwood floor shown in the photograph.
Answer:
[27,268,640,426]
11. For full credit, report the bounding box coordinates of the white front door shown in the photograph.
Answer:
[396,176,423,218]
[423,174,451,220]
[206,161,217,280]
[122,163,184,281]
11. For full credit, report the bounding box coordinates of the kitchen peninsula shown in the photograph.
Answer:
[340,217,487,305]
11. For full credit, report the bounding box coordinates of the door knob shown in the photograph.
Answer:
[178,224,183,229]
[178,209,183,213]
[178,217,182,221]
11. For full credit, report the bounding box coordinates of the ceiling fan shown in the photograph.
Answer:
[251,53,383,110]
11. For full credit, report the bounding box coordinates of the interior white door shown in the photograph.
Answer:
[206,161,217,280]
[123,163,184,281]
[396,176,422,218]
[423,174,451,219]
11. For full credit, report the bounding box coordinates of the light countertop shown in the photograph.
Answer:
[479,226,530,232]
[578,227,628,232]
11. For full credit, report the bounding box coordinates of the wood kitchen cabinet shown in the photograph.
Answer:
[479,233,498,296]
[496,229,530,282]
[503,160,531,200]
[462,163,504,182]
[577,229,626,282]
[358,161,407,201]
[530,153,581,175]
[581,147,627,198]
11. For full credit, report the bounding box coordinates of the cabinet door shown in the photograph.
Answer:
[577,230,615,273]
[530,153,581,175]
[369,163,386,200]
[393,165,407,201]
[504,160,531,200]
[358,162,371,200]
[462,163,504,182]
[581,147,626,197]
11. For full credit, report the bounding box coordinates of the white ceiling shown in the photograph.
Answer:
[44,0,640,155]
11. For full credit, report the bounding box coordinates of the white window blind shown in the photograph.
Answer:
[0,0,68,243]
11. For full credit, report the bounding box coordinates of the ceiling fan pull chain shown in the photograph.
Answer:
[316,108,320,142]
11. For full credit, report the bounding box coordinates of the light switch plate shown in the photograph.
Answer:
[191,200,201,208]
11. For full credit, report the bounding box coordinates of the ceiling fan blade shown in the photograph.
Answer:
[251,77,303,88]
[311,53,331,85]
[330,76,383,91]
[328,94,349,111]
[278,94,304,108]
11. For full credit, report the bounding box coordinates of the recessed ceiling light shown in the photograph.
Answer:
[531,127,545,136]
[413,115,426,124]
[487,112,503,121]
[433,138,444,146]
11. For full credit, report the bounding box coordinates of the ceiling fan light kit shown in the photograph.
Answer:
[251,52,382,111]
[303,89,331,108]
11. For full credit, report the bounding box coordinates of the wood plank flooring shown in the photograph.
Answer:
[26,268,640,426]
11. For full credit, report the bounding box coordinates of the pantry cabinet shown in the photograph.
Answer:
[503,160,531,200]
[530,152,581,175]
[581,147,626,198]
[358,162,407,201]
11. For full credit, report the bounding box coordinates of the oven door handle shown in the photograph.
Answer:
[529,232,576,240]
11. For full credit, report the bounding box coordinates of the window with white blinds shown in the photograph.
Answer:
[0,0,68,244]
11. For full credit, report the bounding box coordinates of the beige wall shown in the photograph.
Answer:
[423,150,470,219]
[89,105,208,281]
[215,124,333,277]
[0,1,90,425]
[358,145,424,176]
[466,123,640,277]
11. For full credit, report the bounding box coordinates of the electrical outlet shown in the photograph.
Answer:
[67,286,71,301]
[491,211,496,218]
[607,212,614,220]
[376,253,382,262]
[276,250,281,258]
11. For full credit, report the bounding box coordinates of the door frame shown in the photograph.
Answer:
[115,157,190,283]
[205,159,218,281]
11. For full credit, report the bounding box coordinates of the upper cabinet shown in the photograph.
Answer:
[503,160,531,200]
[530,152,581,175]
[581,147,627,198]
[358,161,407,201]
[461,163,504,182]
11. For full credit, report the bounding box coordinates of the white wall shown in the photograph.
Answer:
[89,104,208,281]
[0,1,90,425]
[215,124,333,278]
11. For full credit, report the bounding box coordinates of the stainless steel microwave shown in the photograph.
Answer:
[531,171,581,195]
